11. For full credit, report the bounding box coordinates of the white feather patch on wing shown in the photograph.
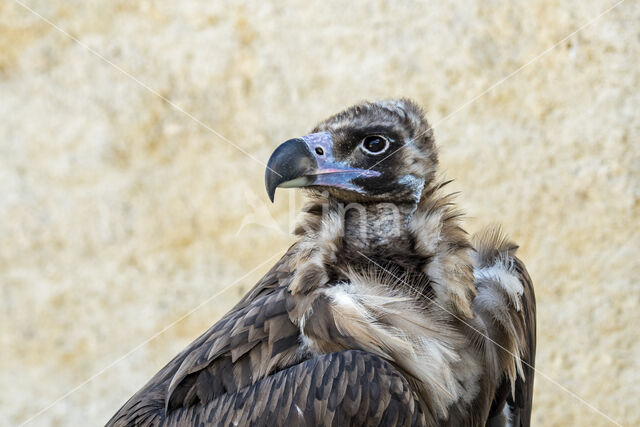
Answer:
[473,254,527,394]
[474,258,524,311]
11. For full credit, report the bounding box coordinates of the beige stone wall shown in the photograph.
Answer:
[1,1,638,425]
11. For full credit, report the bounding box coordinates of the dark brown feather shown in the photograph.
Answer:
[108,100,536,427]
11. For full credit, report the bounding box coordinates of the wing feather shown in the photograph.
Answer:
[483,256,536,427]
[107,248,301,426]
[110,350,426,426]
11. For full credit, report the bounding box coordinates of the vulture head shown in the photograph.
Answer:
[265,99,438,203]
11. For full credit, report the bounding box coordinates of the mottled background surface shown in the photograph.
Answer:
[1,0,638,425]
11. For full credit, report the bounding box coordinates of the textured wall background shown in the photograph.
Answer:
[1,0,638,425]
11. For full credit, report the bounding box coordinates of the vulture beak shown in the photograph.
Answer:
[265,132,380,201]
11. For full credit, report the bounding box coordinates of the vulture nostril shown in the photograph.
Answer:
[315,147,324,156]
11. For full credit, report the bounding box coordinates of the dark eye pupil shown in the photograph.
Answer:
[363,136,386,153]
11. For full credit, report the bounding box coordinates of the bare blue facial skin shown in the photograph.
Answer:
[265,132,380,201]
[300,132,380,190]
[398,174,425,203]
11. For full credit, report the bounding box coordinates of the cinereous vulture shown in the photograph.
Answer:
[108,99,535,427]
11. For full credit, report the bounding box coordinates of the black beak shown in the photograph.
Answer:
[265,138,317,202]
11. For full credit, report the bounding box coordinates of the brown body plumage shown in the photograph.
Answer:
[108,99,535,426]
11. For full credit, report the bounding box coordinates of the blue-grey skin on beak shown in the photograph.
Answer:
[265,132,380,202]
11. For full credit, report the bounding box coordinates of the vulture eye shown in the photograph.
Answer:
[360,135,389,155]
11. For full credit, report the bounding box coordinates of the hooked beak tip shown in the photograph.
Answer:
[264,138,316,202]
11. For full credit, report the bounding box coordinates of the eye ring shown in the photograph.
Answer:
[360,135,389,155]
